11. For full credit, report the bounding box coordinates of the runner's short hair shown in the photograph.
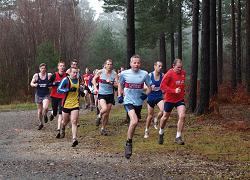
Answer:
[70,67,78,72]
[71,59,78,64]
[39,63,47,68]
[58,60,65,65]
[130,54,141,63]
[173,59,182,65]
[154,61,162,66]
[105,59,113,65]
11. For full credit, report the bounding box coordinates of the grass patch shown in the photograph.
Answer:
[78,105,250,163]
[0,102,36,112]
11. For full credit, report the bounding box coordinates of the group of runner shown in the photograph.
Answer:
[30,55,186,159]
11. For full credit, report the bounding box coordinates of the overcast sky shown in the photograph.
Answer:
[87,0,104,18]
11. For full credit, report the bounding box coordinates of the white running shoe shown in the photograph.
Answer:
[144,130,149,138]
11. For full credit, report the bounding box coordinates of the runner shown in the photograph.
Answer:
[82,67,94,110]
[118,55,151,159]
[66,59,81,127]
[91,69,100,115]
[48,61,67,138]
[144,61,164,138]
[92,59,118,136]
[159,59,186,145]
[57,67,84,147]
[30,63,52,130]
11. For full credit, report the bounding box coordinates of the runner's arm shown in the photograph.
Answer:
[47,73,58,87]
[57,78,69,93]
[160,73,175,94]
[30,74,38,87]
[48,73,52,80]
[113,72,119,88]
[48,73,56,83]
[92,70,101,92]
[144,74,152,95]
[118,72,125,97]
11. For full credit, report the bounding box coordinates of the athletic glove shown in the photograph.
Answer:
[118,96,124,104]
[140,93,148,100]
[69,87,77,92]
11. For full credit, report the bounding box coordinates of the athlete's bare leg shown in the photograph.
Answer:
[176,105,186,134]
[145,105,154,130]
[70,110,79,140]
[37,103,43,125]
[127,110,139,140]
[101,103,112,130]
[42,98,50,117]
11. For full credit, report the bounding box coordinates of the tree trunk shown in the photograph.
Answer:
[196,0,210,115]
[159,32,166,72]
[126,0,135,69]
[170,0,175,64]
[217,0,223,84]
[189,0,199,113]
[246,1,250,93]
[210,0,218,96]
[177,0,182,59]
[236,0,242,84]
[231,0,237,90]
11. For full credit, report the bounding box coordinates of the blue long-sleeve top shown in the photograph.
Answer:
[57,77,79,94]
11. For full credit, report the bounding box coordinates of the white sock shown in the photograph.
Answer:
[159,128,164,135]
[176,131,181,138]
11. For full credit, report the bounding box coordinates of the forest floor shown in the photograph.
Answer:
[0,94,249,179]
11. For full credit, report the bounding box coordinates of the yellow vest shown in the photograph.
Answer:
[63,78,79,109]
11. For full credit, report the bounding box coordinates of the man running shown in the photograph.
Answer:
[91,69,100,115]
[30,63,52,130]
[92,59,118,136]
[48,61,67,138]
[159,59,186,145]
[57,67,84,147]
[82,67,94,110]
[118,55,151,159]
[144,61,164,138]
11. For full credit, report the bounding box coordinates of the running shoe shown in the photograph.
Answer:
[38,124,44,130]
[49,114,54,121]
[72,139,78,147]
[124,142,132,159]
[144,130,149,138]
[56,130,60,139]
[153,117,158,129]
[158,133,164,145]
[100,129,108,136]
[60,128,65,138]
[175,137,185,145]
[96,114,101,126]
[44,114,48,123]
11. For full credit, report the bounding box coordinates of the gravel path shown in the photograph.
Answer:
[0,110,249,179]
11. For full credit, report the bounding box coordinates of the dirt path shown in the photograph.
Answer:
[0,109,248,179]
